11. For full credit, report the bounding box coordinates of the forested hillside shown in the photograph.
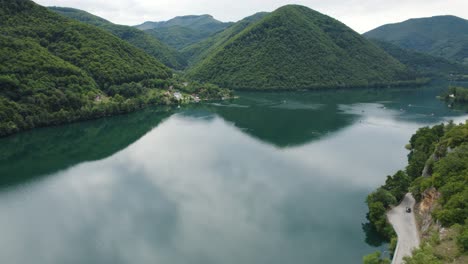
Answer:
[187,5,418,90]
[364,16,468,65]
[181,12,269,66]
[0,0,173,136]
[371,40,468,77]
[48,7,186,69]
[136,15,232,50]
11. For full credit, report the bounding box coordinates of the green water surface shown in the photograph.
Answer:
[0,82,467,264]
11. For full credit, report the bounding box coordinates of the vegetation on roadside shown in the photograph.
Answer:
[364,121,468,263]
[363,251,391,264]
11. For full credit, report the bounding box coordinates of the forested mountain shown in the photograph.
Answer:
[136,15,233,50]
[371,40,468,76]
[0,0,172,136]
[48,7,186,69]
[364,15,468,65]
[187,5,416,90]
[182,12,269,66]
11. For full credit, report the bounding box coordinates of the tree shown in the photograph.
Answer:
[363,251,390,264]
[383,170,410,201]
[403,245,441,264]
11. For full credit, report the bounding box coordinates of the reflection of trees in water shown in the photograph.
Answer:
[194,83,456,148]
[1,82,460,188]
[0,107,172,189]
[211,103,355,147]
[362,222,387,247]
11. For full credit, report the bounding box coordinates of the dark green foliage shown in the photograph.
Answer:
[365,171,409,240]
[187,5,418,90]
[366,188,397,240]
[431,146,468,226]
[169,75,234,99]
[458,221,468,252]
[366,122,468,261]
[146,25,220,51]
[362,251,390,264]
[0,34,99,136]
[406,124,445,180]
[364,15,468,65]
[0,0,171,86]
[48,7,186,69]
[182,12,269,66]
[443,86,468,103]
[0,0,232,137]
[371,40,468,76]
[407,122,468,227]
[136,15,230,31]
[136,15,233,50]
[0,0,175,136]
[403,244,442,264]
[383,170,411,201]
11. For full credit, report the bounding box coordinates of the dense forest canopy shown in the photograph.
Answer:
[365,122,468,263]
[187,5,420,90]
[371,40,468,77]
[1,1,467,137]
[0,0,175,136]
[181,12,269,66]
[48,7,186,69]
[0,0,231,137]
[135,15,233,50]
[364,15,468,65]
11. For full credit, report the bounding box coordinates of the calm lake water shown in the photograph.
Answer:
[1,82,467,264]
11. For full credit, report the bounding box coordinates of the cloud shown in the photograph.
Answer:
[34,0,468,32]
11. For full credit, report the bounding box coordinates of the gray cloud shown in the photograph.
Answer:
[34,0,468,32]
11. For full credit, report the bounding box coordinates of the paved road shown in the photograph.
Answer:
[387,193,420,264]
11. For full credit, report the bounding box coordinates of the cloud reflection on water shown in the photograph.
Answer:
[0,96,466,264]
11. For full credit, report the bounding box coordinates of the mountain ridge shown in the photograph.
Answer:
[364,15,468,65]
[0,0,172,136]
[48,6,186,69]
[187,5,417,90]
[136,15,233,50]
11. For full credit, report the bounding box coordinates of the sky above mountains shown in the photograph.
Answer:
[34,0,468,33]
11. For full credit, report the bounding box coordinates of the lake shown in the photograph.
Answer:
[1,81,467,264]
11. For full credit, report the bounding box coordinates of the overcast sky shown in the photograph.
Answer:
[33,0,468,33]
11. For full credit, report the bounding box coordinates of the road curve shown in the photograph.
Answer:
[387,193,420,264]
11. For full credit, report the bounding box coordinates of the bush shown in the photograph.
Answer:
[457,223,468,252]
[363,251,390,264]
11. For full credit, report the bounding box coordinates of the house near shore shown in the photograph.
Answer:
[191,94,201,102]
[173,92,182,101]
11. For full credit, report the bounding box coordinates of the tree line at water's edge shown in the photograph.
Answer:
[0,0,231,137]
[364,122,468,264]
[2,0,468,137]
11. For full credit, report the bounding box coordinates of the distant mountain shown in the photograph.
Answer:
[364,15,468,65]
[187,5,415,90]
[371,40,468,76]
[0,0,171,136]
[182,12,269,66]
[135,15,233,50]
[49,7,186,69]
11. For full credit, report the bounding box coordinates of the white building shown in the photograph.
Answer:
[173,92,182,100]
